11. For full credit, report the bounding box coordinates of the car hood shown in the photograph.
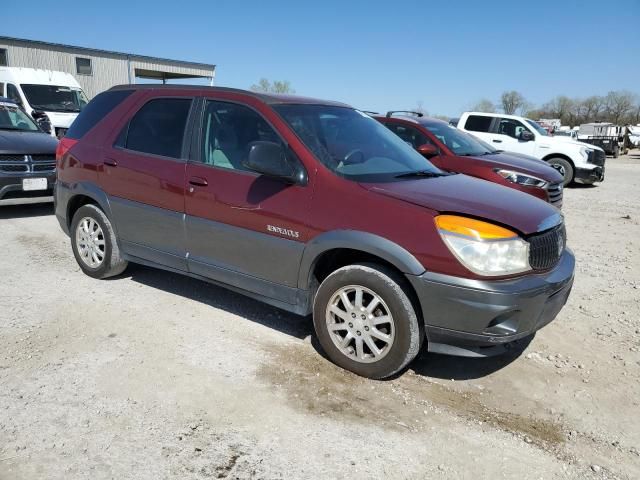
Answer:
[540,135,605,152]
[0,130,58,155]
[362,173,560,235]
[467,151,563,183]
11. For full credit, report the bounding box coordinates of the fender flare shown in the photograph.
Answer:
[297,230,426,289]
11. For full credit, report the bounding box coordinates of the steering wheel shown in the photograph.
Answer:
[343,149,365,165]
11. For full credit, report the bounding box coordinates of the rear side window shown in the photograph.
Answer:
[464,115,493,133]
[66,90,132,139]
[125,98,192,159]
[385,123,432,149]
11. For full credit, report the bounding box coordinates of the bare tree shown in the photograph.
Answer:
[500,91,527,115]
[470,99,496,113]
[604,91,636,125]
[543,96,578,126]
[250,78,295,94]
[414,100,428,116]
[579,96,606,123]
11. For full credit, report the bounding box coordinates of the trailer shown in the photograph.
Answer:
[578,123,626,157]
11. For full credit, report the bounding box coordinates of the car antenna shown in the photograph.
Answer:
[386,110,424,118]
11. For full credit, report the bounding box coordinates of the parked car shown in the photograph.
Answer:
[375,112,564,208]
[552,128,578,141]
[457,111,606,186]
[0,97,57,203]
[55,85,574,379]
[0,67,89,138]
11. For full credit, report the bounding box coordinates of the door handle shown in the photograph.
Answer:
[492,139,502,143]
[188,176,208,187]
[103,158,118,167]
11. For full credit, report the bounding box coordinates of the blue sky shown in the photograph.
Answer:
[4,0,640,116]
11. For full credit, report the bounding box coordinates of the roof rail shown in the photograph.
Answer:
[361,110,379,115]
[386,110,424,118]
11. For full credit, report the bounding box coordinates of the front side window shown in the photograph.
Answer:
[0,100,39,131]
[498,118,532,139]
[385,123,432,149]
[125,98,192,159]
[200,100,282,170]
[465,115,493,133]
[274,105,442,182]
[423,122,496,156]
[20,84,89,113]
[7,84,22,105]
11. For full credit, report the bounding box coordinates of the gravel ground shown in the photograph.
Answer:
[1,152,639,480]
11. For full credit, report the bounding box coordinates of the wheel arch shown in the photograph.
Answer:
[65,183,114,230]
[542,153,575,169]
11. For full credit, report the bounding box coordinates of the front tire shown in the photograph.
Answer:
[313,263,422,379]
[547,157,574,186]
[70,204,128,279]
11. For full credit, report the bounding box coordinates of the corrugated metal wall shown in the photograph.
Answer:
[0,38,215,99]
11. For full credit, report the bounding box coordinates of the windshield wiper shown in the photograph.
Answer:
[395,170,448,179]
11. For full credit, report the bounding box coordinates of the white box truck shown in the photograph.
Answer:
[0,67,88,138]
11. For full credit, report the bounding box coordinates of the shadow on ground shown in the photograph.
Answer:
[123,263,312,340]
[0,202,54,219]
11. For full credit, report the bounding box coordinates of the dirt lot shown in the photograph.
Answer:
[1,152,639,480]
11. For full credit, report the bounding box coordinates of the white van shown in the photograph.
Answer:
[0,67,88,138]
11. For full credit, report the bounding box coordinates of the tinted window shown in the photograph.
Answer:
[497,118,531,139]
[0,49,7,67]
[465,115,492,133]
[126,98,192,159]
[385,123,432,149]
[66,90,133,139]
[200,100,281,170]
[76,57,92,75]
[275,105,442,182]
[0,100,39,131]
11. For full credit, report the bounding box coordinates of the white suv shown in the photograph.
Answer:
[457,112,605,186]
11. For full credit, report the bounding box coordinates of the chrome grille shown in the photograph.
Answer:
[587,149,606,166]
[0,154,27,162]
[528,224,566,270]
[0,164,28,173]
[0,154,55,173]
[546,182,563,208]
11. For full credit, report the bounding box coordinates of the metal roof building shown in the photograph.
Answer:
[0,36,216,99]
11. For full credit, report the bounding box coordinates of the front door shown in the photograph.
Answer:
[492,117,536,155]
[101,96,193,270]
[184,99,312,305]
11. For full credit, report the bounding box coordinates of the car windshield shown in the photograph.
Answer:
[274,104,443,182]
[526,119,549,136]
[423,122,497,156]
[0,102,40,131]
[20,84,89,113]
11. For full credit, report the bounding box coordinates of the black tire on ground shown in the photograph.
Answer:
[70,204,128,279]
[313,262,422,379]
[547,157,574,186]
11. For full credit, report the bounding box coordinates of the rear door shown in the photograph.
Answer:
[101,94,194,270]
[184,97,312,305]
[461,114,497,144]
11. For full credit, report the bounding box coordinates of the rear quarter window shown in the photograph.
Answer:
[66,90,133,139]
[464,115,493,133]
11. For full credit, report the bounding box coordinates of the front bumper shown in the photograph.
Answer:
[575,166,604,183]
[407,249,575,357]
[0,172,56,202]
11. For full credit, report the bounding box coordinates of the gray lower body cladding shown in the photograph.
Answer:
[407,250,575,356]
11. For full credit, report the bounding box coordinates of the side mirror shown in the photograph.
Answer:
[519,130,535,142]
[243,141,301,184]
[417,143,439,158]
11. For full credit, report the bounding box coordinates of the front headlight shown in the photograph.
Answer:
[579,147,591,160]
[436,215,531,276]
[495,169,547,188]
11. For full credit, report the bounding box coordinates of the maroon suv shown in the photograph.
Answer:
[55,86,574,379]
[375,112,564,208]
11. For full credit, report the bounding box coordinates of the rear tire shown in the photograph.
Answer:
[70,204,128,279]
[547,157,574,186]
[313,263,422,379]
